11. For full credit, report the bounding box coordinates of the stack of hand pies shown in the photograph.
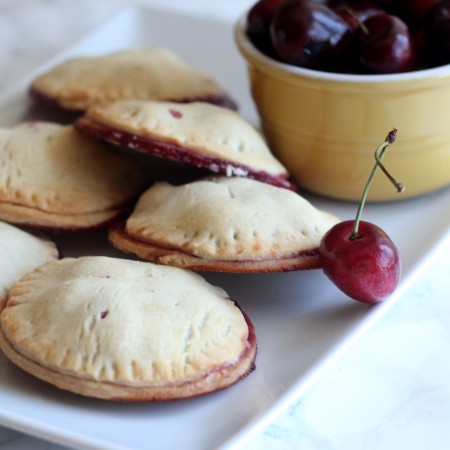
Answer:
[0,48,339,401]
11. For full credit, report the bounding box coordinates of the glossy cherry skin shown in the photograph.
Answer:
[270,0,351,70]
[423,0,450,67]
[319,220,401,304]
[355,13,416,73]
[246,0,285,55]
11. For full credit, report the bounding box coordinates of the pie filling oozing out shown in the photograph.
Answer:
[75,116,296,190]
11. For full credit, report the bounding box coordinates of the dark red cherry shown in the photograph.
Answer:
[319,129,403,304]
[320,220,401,303]
[355,13,416,73]
[423,0,450,67]
[334,1,383,32]
[401,0,440,26]
[246,0,286,55]
[270,0,351,70]
[413,0,441,17]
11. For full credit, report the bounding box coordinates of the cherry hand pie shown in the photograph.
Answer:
[0,122,149,230]
[0,256,256,401]
[75,100,295,189]
[0,221,58,298]
[30,48,236,112]
[109,176,340,272]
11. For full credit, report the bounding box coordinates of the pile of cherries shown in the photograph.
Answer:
[246,0,450,74]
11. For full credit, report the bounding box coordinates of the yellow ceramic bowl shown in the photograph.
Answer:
[234,15,450,202]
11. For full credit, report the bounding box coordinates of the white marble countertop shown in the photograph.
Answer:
[0,1,450,449]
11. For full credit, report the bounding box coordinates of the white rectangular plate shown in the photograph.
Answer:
[0,6,449,450]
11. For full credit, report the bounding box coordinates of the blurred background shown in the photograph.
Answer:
[0,0,255,91]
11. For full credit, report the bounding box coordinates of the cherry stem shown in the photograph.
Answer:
[375,150,405,193]
[341,5,369,34]
[350,128,404,240]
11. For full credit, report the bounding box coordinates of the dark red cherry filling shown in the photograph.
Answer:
[75,118,296,191]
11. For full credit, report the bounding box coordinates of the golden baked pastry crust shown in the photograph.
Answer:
[0,122,149,230]
[76,100,294,189]
[30,48,235,111]
[109,177,340,272]
[0,256,256,401]
[0,202,128,230]
[109,222,321,272]
[0,221,58,297]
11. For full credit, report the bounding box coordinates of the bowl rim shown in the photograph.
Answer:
[234,13,450,84]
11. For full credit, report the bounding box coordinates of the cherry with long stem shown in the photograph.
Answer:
[350,128,404,240]
[319,128,405,303]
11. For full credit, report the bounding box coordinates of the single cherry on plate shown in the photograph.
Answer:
[319,129,404,304]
